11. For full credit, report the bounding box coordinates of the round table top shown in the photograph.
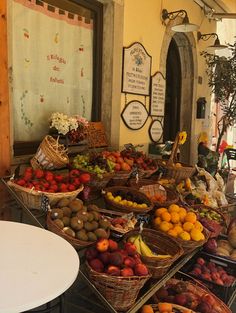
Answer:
[0,221,80,313]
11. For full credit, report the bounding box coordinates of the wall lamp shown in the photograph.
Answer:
[162,9,199,32]
[197,32,228,51]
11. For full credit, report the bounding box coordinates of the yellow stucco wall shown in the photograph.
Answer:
[119,0,218,162]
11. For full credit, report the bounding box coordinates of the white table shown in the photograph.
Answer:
[0,221,80,313]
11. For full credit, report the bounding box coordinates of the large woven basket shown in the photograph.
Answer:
[175,227,210,255]
[152,276,232,313]
[124,228,183,279]
[109,170,132,186]
[86,262,151,311]
[46,212,97,250]
[31,135,69,170]
[7,180,83,210]
[103,186,154,214]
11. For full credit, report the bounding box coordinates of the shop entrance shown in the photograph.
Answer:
[163,38,181,142]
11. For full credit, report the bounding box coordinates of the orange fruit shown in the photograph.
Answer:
[172,225,183,235]
[194,221,203,231]
[159,221,172,232]
[183,222,194,232]
[185,212,197,224]
[161,211,171,222]
[178,207,187,222]
[190,228,205,241]
[140,304,154,313]
[155,207,167,217]
[157,302,173,312]
[170,212,180,224]
[179,231,191,241]
[168,204,180,213]
[153,216,162,228]
[168,228,178,238]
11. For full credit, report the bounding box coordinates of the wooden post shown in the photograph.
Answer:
[0,0,11,177]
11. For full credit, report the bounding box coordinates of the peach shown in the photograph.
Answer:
[134,263,149,276]
[108,239,118,252]
[133,253,142,264]
[96,238,109,252]
[120,267,134,277]
[124,256,136,268]
[196,257,205,266]
[89,258,104,273]
[119,249,128,258]
[85,247,98,261]
[99,252,111,265]
[106,265,120,276]
[114,163,121,171]
[124,242,137,256]
[109,252,124,266]
[157,302,172,312]
[121,162,131,171]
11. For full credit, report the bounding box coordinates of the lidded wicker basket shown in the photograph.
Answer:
[31,135,69,170]
[124,228,183,279]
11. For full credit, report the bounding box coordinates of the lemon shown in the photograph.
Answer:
[114,196,122,202]
[179,231,191,241]
[183,222,194,232]
[190,228,205,241]
[194,221,203,231]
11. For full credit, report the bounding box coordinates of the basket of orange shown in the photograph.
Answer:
[152,204,209,254]
[140,303,197,313]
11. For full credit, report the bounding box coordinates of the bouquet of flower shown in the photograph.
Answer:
[49,112,89,143]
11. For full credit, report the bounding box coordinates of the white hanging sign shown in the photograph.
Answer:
[149,120,163,142]
[121,100,148,130]
[150,72,166,116]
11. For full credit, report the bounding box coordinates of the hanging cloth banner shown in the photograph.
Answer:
[11,0,93,141]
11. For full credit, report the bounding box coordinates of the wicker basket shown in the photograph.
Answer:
[123,228,183,279]
[152,276,232,313]
[109,171,132,186]
[7,180,83,210]
[190,204,226,238]
[103,186,154,214]
[138,167,158,179]
[86,262,151,311]
[47,212,97,250]
[31,135,69,170]
[174,227,210,255]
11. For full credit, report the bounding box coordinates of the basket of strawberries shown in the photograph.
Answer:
[7,167,87,210]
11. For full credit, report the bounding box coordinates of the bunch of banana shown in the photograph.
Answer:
[128,234,171,259]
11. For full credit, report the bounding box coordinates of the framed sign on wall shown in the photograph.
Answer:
[121,100,149,130]
[149,119,163,143]
[150,71,166,116]
[121,42,152,96]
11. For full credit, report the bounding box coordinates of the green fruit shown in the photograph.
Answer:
[87,204,100,212]
[91,220,99,231]
[87,213,94,222]
[91,211,101,221]
[69,199,84,212]
[99,218,111,230]
[76,230,88,241]
[50,208,63,220]
[84,222,94,231]
[76,211,89,222]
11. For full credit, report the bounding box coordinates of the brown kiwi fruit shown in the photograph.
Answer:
[99,218,111,230]
[62,216,70,227]
[90,220,99,231]
[76,230,88,241]
[57,198,70,208]
[70,217,84,231]
[69,199,84,212]
[87,212,94,222]
[84,222,94,232]
[76,211,89,222]
[94,228,109,239]
[91,211,101,221]
[54,219,64,229]
[87,232,97,241]
[61,206,72,217]
[87,204,100,212]
[50,208,63,220]
[63,227,75,238]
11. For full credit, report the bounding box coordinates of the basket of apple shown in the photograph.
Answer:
[7,167,87,210]
[85,238,151,311]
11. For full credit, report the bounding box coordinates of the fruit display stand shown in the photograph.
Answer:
[1,175,236,313]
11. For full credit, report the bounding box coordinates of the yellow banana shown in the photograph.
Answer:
[139,237,155,257]
[133,235,141,254]
[128,235,138,244]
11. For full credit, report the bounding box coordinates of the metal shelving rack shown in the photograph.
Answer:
[1,176,235,313]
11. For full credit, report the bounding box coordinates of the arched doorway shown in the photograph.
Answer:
[160,26,197,164]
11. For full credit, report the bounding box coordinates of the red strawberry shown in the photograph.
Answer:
[23,172,33,181]
[25,167,33,173]
[68,184,76,191]
[79,173,91,184]
[45,173,54,182]
[34,169,44,179]
[16,179,26,186]
[54,175,63,182]
[50,185,58,192]
[69,169,80,177]
[73,177,81,187]
[60,183,67,191]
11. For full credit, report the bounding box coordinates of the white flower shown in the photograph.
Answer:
[49,112,78,135]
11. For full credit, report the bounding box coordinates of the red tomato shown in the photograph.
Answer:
[34,169,44,179]
[79,173,91,184]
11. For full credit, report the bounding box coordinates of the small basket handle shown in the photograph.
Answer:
[167,132,180,166]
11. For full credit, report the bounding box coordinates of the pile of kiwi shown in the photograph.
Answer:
[49,198,111,242]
